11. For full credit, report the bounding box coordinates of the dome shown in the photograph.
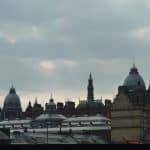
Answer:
[123,65,146,89]
[49,98,56,106]
[3,86,22,111]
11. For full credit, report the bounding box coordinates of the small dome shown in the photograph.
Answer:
[48,95,56,106]
[123,65,146,89]
[3,86,22,111]
[50,98,54,103]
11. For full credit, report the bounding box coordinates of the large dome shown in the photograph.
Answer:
[3,86,22,111]
[123,65,146,89]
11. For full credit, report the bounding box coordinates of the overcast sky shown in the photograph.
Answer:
[0,0,150,110]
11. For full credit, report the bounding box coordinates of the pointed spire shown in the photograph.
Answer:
[35,97,38,104]
[29,101,31,106]
[89,72,92,80]
[130,57,138,74]
[50,92,53,100]
[50,93,54,103]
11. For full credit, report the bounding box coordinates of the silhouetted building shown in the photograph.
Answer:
[25,101,33,119]
[2,85,22,120]
[63,101,75,117]
[57,102,64,114]
[45,96,57,114]
[32,98,44,119]
[76,73,108,116]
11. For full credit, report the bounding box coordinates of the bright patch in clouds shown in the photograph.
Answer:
[128,26,150,40]
[40,60,56,71]
[40,59,77,72]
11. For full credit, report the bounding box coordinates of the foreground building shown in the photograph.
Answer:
[111,64,150,143]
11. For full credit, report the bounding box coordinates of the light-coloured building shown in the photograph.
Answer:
[111,64,150,143]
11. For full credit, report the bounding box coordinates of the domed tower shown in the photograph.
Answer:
[111,64,149,143]
[118,64,146,105]
[123,64,146,90]
[2,85,22,120]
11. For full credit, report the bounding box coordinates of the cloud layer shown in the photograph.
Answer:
[0,0,150,110]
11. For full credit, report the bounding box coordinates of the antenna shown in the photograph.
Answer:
[51,93,53,99]
[133,56,136,67]
[11,81,14,88]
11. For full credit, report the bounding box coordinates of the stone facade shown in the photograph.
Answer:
[111,65,150,143]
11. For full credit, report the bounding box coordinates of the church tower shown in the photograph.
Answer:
[87,73,94,101]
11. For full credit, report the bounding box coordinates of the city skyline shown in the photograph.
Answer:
[0,0,150,110]
[0,73,112,111]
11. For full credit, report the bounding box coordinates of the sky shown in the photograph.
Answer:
[0,0,150,111]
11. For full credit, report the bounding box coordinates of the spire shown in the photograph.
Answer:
[133,56,135,68]
[50,93,54,103]
[35,97,38,104]
[87,73,94,101]
[51,93,53,99]
[29,101,31,106]
[90,72,92,80]
[9,84,16,94]
[130,58,138,74]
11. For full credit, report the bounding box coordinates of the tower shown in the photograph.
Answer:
[2,85,22,120]
[111,64,150,143]
[87,73,94,101]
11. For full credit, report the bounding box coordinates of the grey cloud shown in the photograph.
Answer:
[0,0,150,109]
